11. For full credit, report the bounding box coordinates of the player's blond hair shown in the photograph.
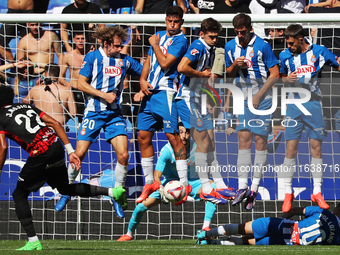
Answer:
[92,26,128,45]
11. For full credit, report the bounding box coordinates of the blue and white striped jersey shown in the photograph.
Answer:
[224,34,279,100]
[147,30,188,91]
[155,142,198,181]
[279,38,339,99]
[296,206,340,245]
[176,37,214,100]
[79,47,142,112]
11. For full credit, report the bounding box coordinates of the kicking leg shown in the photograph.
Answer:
[13,183,42,250]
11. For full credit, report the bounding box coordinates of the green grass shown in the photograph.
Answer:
[1,239,340,254]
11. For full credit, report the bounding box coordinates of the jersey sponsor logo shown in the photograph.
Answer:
[296,65,315,75]
[191,49,199,55]
[160,46,167,55]
[81,61,86,69]
[103,66,122,77]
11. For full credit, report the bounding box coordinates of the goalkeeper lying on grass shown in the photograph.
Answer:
[117,123,236,241]
[197,206,340,245]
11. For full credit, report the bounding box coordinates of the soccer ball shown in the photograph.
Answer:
[163,181,185,203]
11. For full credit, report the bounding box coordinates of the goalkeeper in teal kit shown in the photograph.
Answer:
[117,123,218,241]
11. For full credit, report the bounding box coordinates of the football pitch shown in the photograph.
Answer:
[0,240,340,254]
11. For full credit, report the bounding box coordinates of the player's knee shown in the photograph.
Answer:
[286,148,298,159]
[138,133,150,147]
[118,151,129,164]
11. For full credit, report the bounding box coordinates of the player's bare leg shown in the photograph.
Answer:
[166,131,191,205]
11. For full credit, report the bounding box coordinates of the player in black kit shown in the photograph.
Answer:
[0,85,125,250]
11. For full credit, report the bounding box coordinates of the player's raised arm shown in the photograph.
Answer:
[149,34,179,69]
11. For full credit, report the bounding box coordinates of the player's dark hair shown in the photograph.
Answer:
[44,64,60,81]
[178,122,190,134]
[0,84,14,108]
[92,26,128,45]
[284,24,304,39]
[166,5,184,19]
[201,18,222,34]
[232,13,252,29]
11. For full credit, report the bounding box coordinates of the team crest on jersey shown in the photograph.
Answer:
[165,39,172,47]
[188,160,193,166]
[296,65,315,75]
[160,46,167,55]
[118,59,124,66]
[249,50,255,58]
[311,55,316,63]
[197,119,203,126]
[103,66,122,77]
[81,61,86,69]
[191,49,199,55]
[80,128,86,136]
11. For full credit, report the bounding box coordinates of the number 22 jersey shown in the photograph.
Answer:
[0,104,56,157]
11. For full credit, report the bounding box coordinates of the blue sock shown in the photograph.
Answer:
[128,203,148,232]
[204,183,217,221]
